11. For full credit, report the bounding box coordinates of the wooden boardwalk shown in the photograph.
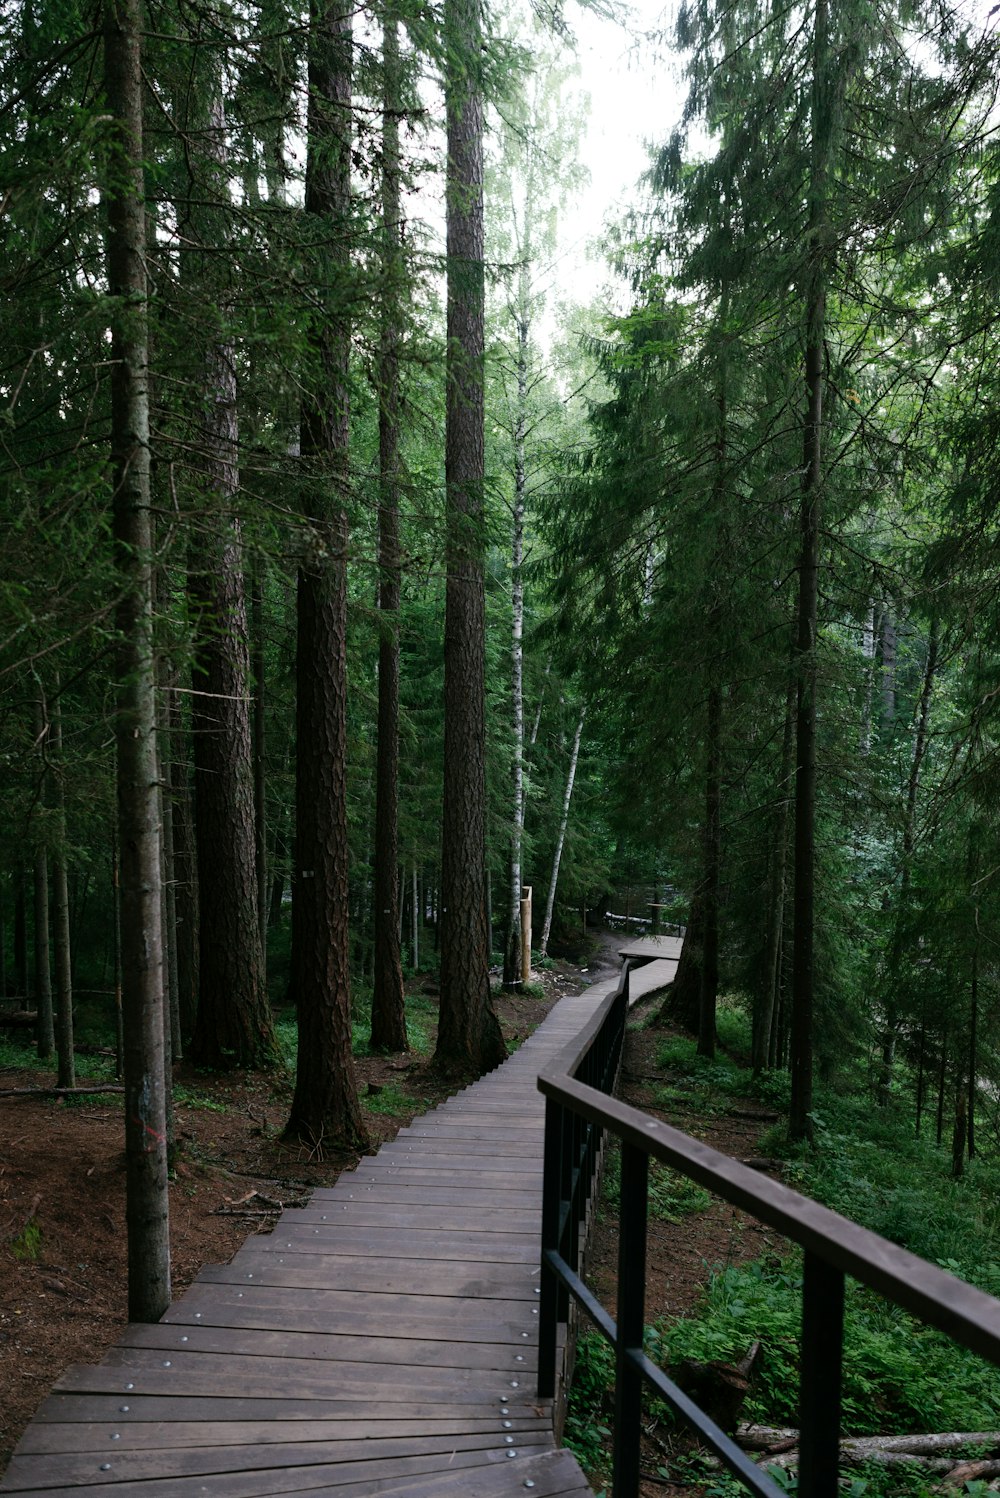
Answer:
[1,981,618,1498]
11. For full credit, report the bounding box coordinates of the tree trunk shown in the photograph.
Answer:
[112,838,124,1077]
[436,0,506,1073]
[32,691,54,1059]
[186,94,272,1071]
[50,693,75,1090]
[252,563,268,961]
[13,868,27,998]
[104,0,171,1320]
[412,862,419,971]
[167,686,198,1042]
[699,681,722,1060]
[657,886,703,1034]
[789,0,832,1145]
[754,680,794,1071]
[370,14,407,1054]
[936,1029,947,1147]
[879,620,938,1098]
[503,265,529,990]
[539,707,586,958]
[879,611,897,731]
[968,910,979,1161]
[159,704,182,1061]
[286,0,367,1149]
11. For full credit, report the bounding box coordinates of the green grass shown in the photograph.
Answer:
[362,1084,424,1117]
[173,1086,228,1114]
[603,1144,711,1222]
[563,1332,615,1478]
[10,1219,42,1261]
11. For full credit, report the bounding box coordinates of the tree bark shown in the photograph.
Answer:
[436,0,506,1073]
[754,680,794,1071]
[104,0,171,1321]
[49,693,75,1090]
[159,701,182,1061]
[32,691,54,1060]
[285,0,367,1149]
[167,685,198,1042]
[252,563,268,959]
[186,92,272,1071]
[370,14,407,1054]
[503,262,529,989]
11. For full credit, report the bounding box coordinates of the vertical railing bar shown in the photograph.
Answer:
[567,1106,581,1283]
[539,1095,562,1397]
[799,1250,844,1498]
[612,1140,648,1498]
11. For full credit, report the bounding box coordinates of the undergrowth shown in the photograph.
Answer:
[567,1000,1000,1492]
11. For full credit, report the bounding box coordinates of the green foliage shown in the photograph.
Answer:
[10,1219,42,1262]
[362,1085,421,1117]
[659,1258,1000,1435]
[563,1331,615,1477]
[786,1096,1000,1296]
[603,1145,711,1222]
[173,1087,228,1114]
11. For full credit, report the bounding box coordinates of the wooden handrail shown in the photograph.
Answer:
[536,965,1000,1497]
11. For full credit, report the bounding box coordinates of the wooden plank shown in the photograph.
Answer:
[2,1430,553,1489]
[60,1349,540,1400]
[338,1166,540,1188]
[20,1415,546,1454]
[304,1185,541,1209]
[162,1303,538,1346]
[0,1446,514,1495]
[238,1231,538,1263]
[170,1283,535,1327]
[377,1137,544,1158]
[32,1392,551,1427]
[118,1322,536,1373]
[372,1448,592,1498]
[281,1205,538,1232]
[194,1258,541,1298]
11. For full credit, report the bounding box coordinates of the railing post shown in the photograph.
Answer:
[799,1251,844,1498]
[538,1095,562,1399]
[612,1141,648,1498]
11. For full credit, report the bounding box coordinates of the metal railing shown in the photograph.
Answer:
[537,965,1000,1498]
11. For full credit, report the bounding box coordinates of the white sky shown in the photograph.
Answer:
[554,0,684,304]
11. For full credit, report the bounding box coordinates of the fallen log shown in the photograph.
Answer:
[738,1428,1000,1457]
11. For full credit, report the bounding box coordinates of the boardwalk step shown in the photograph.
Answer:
[0,980,620,1497]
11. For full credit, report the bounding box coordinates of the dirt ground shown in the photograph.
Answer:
[0,966,585,1478]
